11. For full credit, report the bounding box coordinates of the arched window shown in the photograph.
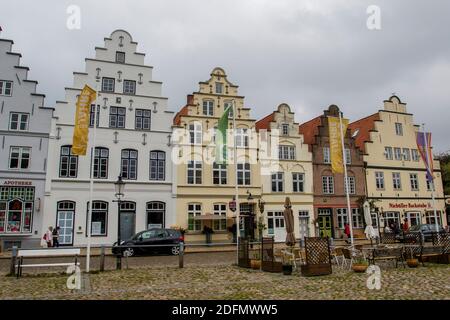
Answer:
[94,147,109,179]
[150,151,165,181]
[121,149,138,180]
[146,201,165,229]
[59,145,78,178]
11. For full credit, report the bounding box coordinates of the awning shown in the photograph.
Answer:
[193,214,234,221]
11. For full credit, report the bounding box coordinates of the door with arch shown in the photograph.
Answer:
[120,201,136,241]
[146,201,165,229]
[56,201,76,246]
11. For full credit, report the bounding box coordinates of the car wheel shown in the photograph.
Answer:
[171,246,180,256]
[123,247,135,257]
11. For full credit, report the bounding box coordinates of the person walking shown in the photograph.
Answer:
[52,226,60,247]
[344,223,351,242]
[402,218,409,233]
[43,226,53,248]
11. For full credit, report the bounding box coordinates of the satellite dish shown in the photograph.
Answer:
[352,129,360,138]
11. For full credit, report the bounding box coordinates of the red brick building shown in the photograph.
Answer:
[299,105,366,239]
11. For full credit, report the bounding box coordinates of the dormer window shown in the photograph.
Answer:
[116,51,125,63]
[215,82,223,94]
[282,124,289,135]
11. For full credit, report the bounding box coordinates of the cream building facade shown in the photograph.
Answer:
[349,96,447,230]
[172,68,261,243]
[256,104,315,242]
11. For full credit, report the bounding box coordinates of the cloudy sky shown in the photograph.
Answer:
[1,0,449,152]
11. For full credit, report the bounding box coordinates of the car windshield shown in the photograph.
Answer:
[409,225,421,231]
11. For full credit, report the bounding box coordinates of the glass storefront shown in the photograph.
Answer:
[0,187,34,233]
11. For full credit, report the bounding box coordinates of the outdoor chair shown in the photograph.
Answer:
[341,248,354,269]
[370,246,405,268]
[331,247,345,267]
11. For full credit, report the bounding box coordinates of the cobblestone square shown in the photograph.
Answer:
[1,260,449,300]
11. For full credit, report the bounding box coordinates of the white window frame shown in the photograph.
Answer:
[115,51,125,63]
[323,147,331,163]
[392,172,402,190]
[322,176,334,194]
[394,147,402,160]
[375,171,385,189]
[213,203,227,231]
[93,147,109,179]
[0,80,13,96]
[385,147,393,160]
[352,208,363,228]
[345,148,351,165]
[123,80,136,95]
[102,77,115,92]
[337,208,348,229]
[278,145,295,160]
[215,82,223,94]
[188,203,202,231]
[292,172,304,193]
[9,146,31,170]
[403,148,411,161]
[187,161,202,184]
[202,100,214,116]
[237,162,251,186]
[281,124,289,136]
[189,122,202,145]
[88,201,108,236]
[235,128,249,148]
[409,173,419,191]
[344,176,356,194]
[213,162,227,185]
[271,172,284,192]
[411,149,420,162]
[9,112,29,131]
[395,122,403,136]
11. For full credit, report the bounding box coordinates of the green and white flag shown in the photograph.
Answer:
[216,105,232,164]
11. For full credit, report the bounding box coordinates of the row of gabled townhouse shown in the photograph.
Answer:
[0,30,447,249]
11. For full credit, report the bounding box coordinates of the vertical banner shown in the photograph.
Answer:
[72,85,96,156]
[216,105,231,164]
[416,131,434,182]
[328,116,349,174]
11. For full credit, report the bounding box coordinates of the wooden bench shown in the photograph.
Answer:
[15,248,80,278]
[370,246,404,268]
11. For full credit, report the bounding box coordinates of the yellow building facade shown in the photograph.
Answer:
[350,96,447,230]
[256,104,315,242]
[172,68,261,242]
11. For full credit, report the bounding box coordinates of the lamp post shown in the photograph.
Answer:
[114,176,125,270]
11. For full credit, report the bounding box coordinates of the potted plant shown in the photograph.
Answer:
[406,249,419,268]
[352,256,369,273]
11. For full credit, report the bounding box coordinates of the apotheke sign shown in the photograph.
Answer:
[388,203,431,209]
[2,180,33,186]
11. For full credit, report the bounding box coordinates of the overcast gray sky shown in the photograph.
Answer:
[1,0,449,153]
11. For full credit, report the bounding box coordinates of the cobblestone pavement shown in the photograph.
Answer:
[1,257,449,300]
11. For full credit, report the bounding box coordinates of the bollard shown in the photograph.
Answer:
[116,253,122,270]
[99,246,105,272]
[178,242,184,268]
[10,246,18,276]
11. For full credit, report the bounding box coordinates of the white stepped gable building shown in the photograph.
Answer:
[0,37,54,249]
[43,30,175,246]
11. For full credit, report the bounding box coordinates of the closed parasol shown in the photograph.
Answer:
[363,201,378,239]
[283,197,296,246]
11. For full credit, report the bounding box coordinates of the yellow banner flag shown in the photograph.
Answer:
[328,116,349,174]
[72,85,96,156]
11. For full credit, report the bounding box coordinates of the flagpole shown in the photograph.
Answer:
[85,80,99,273]
[233,100,240,265]
[422,124,439,233]
[339,111,354,246]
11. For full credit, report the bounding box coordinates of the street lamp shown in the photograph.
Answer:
[114,176,125,270]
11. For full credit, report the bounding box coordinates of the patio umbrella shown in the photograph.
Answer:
[283,197,296,246]
[363,201,378,240]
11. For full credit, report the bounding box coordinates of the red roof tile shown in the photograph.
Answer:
[255,112,275,131]
[173,94,194,125]
[348,113,380,153]
[298,116,322,146]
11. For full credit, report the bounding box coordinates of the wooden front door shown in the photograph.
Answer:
[318,209,333,238]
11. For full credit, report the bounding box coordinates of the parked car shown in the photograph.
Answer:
[398,224,446,242]
[112,228,184,257]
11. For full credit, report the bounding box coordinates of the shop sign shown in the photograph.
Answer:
[388,203,431,209]
[2,180,32,186]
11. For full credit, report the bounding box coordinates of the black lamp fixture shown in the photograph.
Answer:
[114,176,125,200]
[246,190,253,201]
